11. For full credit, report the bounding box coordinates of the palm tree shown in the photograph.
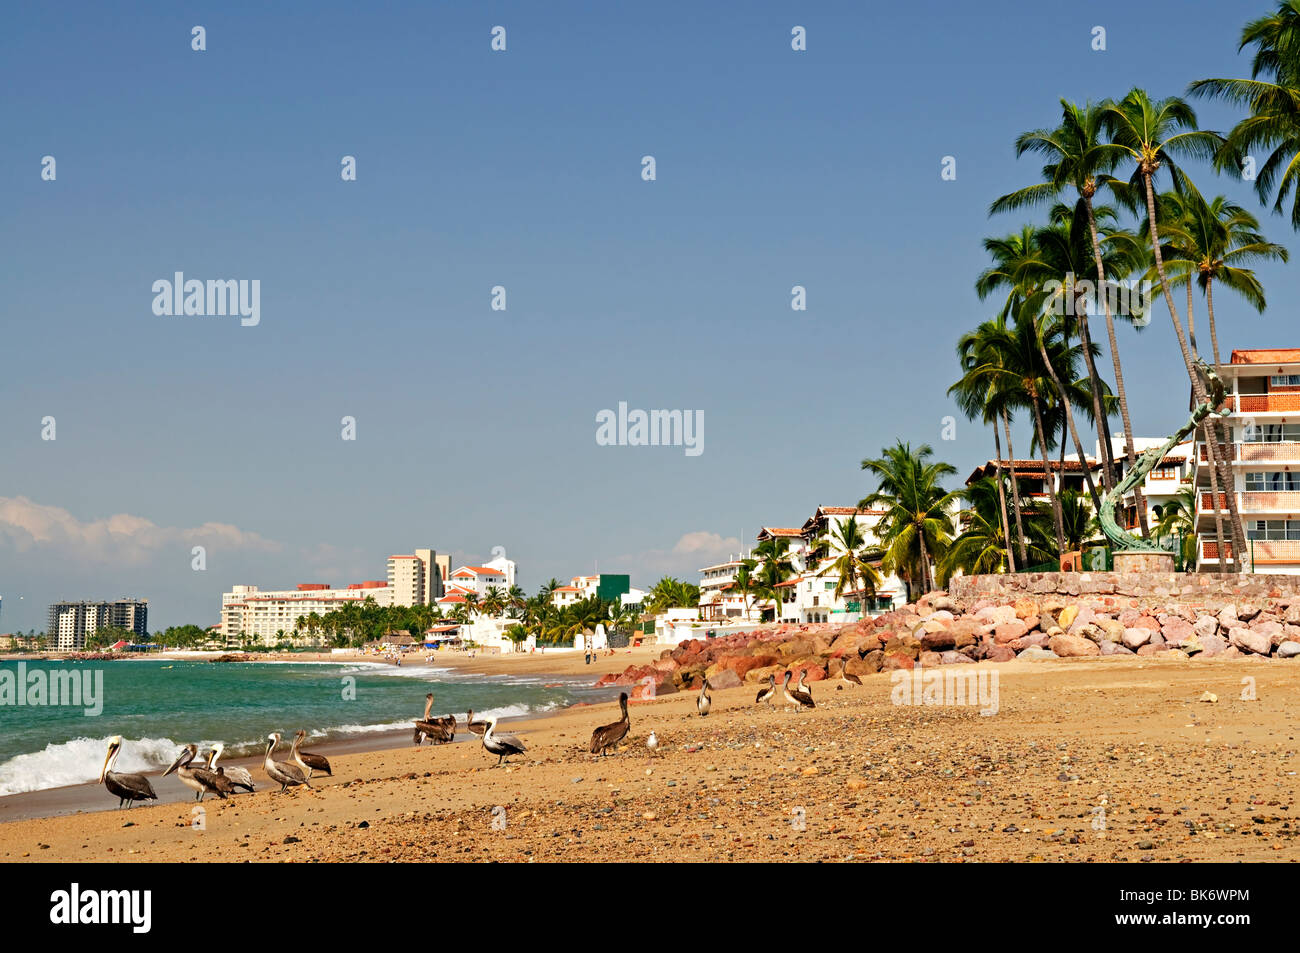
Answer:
[1190,2,1300,227]
[976,226,1109,517]
[814,517,883,617]
[730,559,760,621]
[952,318,1023,570]
[1102,89,1247,570]
[859,440,959,599]
[1155,186,1288,563]
[992,100,1151,512]
[1153,486,1199,567]
[752,538,794,622]
[940,477,1055,581]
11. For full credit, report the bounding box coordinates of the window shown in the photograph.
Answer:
[1245,471,1300,491]
[1247,519,1300,540]
[1270,374,1300,387]
[1239,422,1300,442]
[824,581,835,591]
[1150,467,1176,480]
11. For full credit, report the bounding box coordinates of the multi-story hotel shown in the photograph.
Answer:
[1194,348,1300,573]
[549,573,631,608]
[386,548,450,606]
[47,599,148,651]
[219,581,392,646]
[220,545,464,645]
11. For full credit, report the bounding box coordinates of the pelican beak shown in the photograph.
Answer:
[162,748,187,777]
[98,747,113,784]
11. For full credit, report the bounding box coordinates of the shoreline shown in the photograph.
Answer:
[0,646,665,823]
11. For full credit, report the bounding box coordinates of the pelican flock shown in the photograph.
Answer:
[783,670,815,710]
[263,732,311,792]
[414,693,455,745]
[163,744,230,801]
[205,743,255,792]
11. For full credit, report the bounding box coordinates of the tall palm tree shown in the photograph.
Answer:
[976,226,1110,516]
[813,517,883,616]
[859,441,959,598]
[1190,2,1300,227]
[992,100,1145,499]
[1102,89,1247,569]
[952,318,1024,569]
[1154,186,1288,563]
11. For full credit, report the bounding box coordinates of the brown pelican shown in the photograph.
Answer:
[783,671,815,710]
[414,693,456,745]
[697,676,712,717]
[465,709,487,736]
[162,744,229,801]
[98,736,157,809]
[481,716,526,765]
[263,732,310,792]
[755,673,777,705]
[589,692,630,756]
[291,730,332,779]
[204,743,254,792]
[841,660,862,687]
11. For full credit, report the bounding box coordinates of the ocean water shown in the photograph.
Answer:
[0,658,605,796]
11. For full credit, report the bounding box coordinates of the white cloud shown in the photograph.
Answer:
[616,530,743,580]
[0,495,280,566]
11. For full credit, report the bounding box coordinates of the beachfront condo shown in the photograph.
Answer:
[46,598,148,651]
[1194,348,1300,574]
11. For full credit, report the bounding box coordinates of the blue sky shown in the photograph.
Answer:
[0,0,1293,631]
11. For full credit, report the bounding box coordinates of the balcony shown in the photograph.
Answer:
[1230,393,1300,414]
[1200,539,1235,562]
[1240,491,1300,513]
[1247,539,1300,565]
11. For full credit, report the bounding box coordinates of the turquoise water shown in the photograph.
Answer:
[0,658,603,795]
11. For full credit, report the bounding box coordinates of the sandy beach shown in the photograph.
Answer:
[1,652,1296,862]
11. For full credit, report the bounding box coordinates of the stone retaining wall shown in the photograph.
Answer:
[949,572,1300,611]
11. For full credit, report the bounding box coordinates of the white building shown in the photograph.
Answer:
[219,581,392,647]
[445,565,510,599]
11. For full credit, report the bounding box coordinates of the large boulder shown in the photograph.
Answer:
[1013,597,1040,620]
[1229,627,1271,656]
[1122,627,1152,650]
[1197,633,1228,658]
[1161,617,1196,647]
[883,633,922,661]
[993,620,1030,644]
[1099,640,1135,656]
[1017,646,1059,661]
[1050,633,1100,658]
[920,628,957,652]
[1193,615,1220,640]
[1276,641,1300,659]
[705,668,742,690]
[985,644,1016,662]
[1096,619,1126,643]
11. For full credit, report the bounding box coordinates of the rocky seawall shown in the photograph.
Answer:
[595,586,1300,695]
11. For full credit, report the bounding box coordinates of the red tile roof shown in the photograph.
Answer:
[758,527,804,538]
[1230,348,1300,365]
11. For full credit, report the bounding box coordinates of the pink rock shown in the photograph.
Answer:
[993,620,1030,644]
[1049,633,1100,657]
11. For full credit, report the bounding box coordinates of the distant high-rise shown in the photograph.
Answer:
[47,599,148,651]
[387,548,449,605]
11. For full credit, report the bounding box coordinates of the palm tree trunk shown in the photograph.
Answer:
[1034,328,1103,514]
[1204,278,1248,566]
[1141,172,1240,572]
[1001,409,1030,566]
[917,528,932,595]
[1029,389,1067,552]
[1187,280,1226,564]
[1074,302,1117,493]
[1084,196,1149,539]
[992,427,1016,572]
